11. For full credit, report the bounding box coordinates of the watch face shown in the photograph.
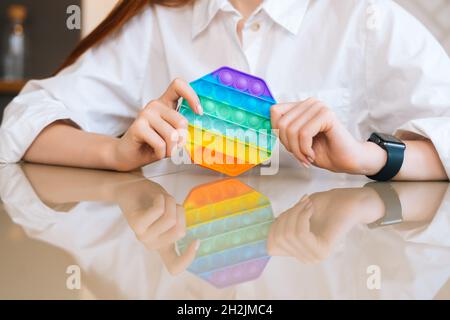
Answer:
[375,133,404,145]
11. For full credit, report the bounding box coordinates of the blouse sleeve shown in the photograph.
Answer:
[0,8,154,163]
[363,0,450,177]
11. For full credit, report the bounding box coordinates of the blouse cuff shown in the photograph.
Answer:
[0,104,85,163]
[395,117,450,179]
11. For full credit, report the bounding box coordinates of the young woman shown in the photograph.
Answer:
[1,0,449,181]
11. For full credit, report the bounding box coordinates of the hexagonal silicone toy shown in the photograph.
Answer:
[179,67,277,176]
[177,179,274,288]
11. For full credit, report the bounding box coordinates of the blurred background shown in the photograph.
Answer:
[0,0,449,122]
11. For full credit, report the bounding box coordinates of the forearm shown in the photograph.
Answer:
[23,121,119,170]
[22,163,142,204]
[362,140,448,181]
[391,182,448,221]
[395,140,448,181]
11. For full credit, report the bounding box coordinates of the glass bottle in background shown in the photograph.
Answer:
[3,5,27,80]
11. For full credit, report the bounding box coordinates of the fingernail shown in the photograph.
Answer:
[196,103,203,115]
[301,161,310,169]
[307,157,315,164]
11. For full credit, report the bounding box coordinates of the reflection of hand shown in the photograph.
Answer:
[267,188,385,263]
[118,180,200,274]
[124,193,186,250]
[267,196,331,264]
[159,240,200,275]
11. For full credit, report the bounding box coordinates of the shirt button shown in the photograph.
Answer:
[250,22,261,32]
[366,5,376,15]
[366,14,380,30]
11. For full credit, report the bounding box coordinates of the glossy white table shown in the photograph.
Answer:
[0,162,449,299]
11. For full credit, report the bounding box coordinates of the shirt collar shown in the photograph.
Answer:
[191,0,233,39]
[262,0,310,35]
[192,0,311,39]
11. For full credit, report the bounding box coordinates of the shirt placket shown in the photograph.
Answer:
[221,10,250,72]
[241,15,268,74]
[221,7,271,74]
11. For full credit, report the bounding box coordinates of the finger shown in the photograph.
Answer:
[295,200,314,234]
[157,205,187,244]
[294,194,311,207]
[174,239,200,272]
[142,102,187,146]
[287,104,322,162]
[160,78,203,115]
[270,103,296,130]
[128,198,165,236]
[131,194,166,244]
[134,119,167,160]
[148,116,179,157]
[267,217,285,254]
[288,195,312,216]
[159,239,200,275]
[273,212,298,256]
[276,99,318,153]
[294,216,319,263]
[267,219,291,257]
[146,195,177,236]
[297,108,333,162]
[266,223,279,256]
[160,107,189,130]
[159,107,189,147]
[279,203,318,263]
[294,203,323,263]
[284,209,301,244]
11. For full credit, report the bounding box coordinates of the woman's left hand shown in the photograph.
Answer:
[271,98,387,175]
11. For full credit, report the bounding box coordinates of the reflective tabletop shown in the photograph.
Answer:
[0,161,449,300]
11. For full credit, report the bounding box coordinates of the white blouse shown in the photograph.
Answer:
[1,0,450,176]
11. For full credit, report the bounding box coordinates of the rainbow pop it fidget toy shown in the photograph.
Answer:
[179,67,277,176]
[177,179,274,288]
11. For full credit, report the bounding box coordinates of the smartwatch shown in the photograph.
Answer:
[367,133,406,182]
[365,182,403,229]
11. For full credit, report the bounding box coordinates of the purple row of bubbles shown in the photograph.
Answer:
[214,67,273,99]
[205,257,270,288]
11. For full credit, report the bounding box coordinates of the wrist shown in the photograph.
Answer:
[101,137,122,171]
[358,141,387,176]
[357,187,386,224]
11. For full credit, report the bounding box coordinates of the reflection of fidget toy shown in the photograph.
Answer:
[179,67,277,176]
[177,179,273,288]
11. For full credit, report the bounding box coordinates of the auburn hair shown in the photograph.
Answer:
[56,0,192,74]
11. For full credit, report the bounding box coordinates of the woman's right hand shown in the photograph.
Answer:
[110,78,203,172]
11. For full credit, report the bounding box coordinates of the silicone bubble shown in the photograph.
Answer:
[180,66,277,176]
[177,179,274,288]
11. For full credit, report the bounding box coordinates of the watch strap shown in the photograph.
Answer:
[365,182,403,228]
